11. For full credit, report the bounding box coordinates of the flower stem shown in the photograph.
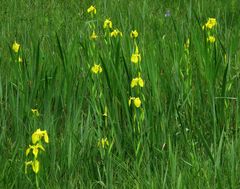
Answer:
[35,174,40,189]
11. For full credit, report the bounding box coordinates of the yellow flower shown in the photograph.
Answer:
[25,160,40,174]
[91,64,103,74]
[110,29,123,37]
[103,19,112,29]
[26,144,45,158]
[202,18,217,30]
[130,30,138,38]
[87,5,96,15]
[90,31,98,40]
[32,159,40,174]
[129,97,141,108]
[207,35,216,43]
[98,137,109,148]
[12,41,20,53]
[184,38,190,50]
[134,97,141,108]
[31,109,40,117]
[131,75,144,88]
[32,128,49,144]
[131,45,141,64]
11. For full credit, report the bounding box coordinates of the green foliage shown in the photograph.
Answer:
[1,0,240,188]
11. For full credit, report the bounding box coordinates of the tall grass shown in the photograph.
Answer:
[1,0,240,188]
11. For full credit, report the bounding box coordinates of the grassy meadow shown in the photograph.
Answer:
[1,0,240,188]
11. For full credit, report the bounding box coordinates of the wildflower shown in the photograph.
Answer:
[90,31,98,40]
[133,97,141,108]
[25,159,40,174]
[25,128,49,177]
[131,45,141,64]
[184,38,190,50]
[12,41,20,53]
[31,109,40,117]
[110,29,123,37]
[207,35,216,43]
[87,5,96,15]
[26,144,45,158]
[98,137,109,148]
[131,74,144,88]
[129,97,141,108]
[32,128,49,144]
[202,18,217,30]
[103,19,112,29]
[130,30,138,38]
[91,64,103,74]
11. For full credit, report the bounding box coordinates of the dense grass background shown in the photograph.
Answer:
[1,0,240,188]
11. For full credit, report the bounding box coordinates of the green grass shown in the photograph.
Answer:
[1,0,240,188]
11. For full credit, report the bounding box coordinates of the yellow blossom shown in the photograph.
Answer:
[207,35,216,43]
[130,30,138,38]
[103,19,112,29]
[31,109,40,117]
[26,144,45,158]
[90,31,98,40]
[32,128,49,144]
[129,97,141,108]
[131,75,144,88]
[12,41,20,53]
[91,64,103,74]
[32,159,40,174]
[134,97,141,108]
[202,18,217,30]
[110,29,123,37]
[98,137,109,148]
[25,159,40,174]
[131,45,141,64]
[87,5,96,15]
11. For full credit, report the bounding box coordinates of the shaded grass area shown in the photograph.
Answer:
[1,0,240,188]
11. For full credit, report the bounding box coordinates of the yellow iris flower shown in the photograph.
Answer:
[98,137,109,148]
[110,29,123,37]
[131,45,141,64]
[103,19,112,29]
[87,5,96,15]
[91,64,103,74]
[32,128,49,144]
[12,41,20,53]
[207,36,216,43]
[131,75,144,88]
[202,18,217,30]
[31,109,40,117]
[130,30,138,38]
[25,159,40,174]
[90,31,98,40]
[129,97,141,108]
[26,144,45,158]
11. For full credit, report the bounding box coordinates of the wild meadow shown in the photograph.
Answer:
[1,0,240,188]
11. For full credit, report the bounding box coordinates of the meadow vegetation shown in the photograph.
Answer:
[1,0,240,188]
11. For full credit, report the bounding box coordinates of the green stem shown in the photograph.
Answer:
[35,174,40,189]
